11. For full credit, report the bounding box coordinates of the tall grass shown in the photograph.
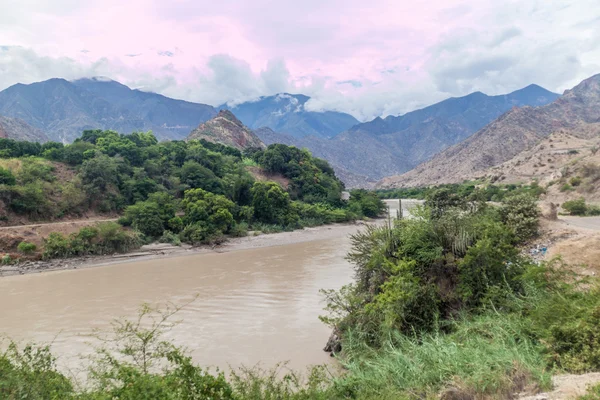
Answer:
[336,312,552,399]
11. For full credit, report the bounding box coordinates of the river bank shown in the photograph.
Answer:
[0,221,373,277]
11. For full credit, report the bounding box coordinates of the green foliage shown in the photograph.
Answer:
[570,176,583,186]
[159,230,182,246]
[0,341,74,399]
[42,223,140,260]
[179,188,236,244]
[563,198,588,216]
[0,167,16,185]
[580,383,600,400]
[499,193,540,242]
[560,183,573,192]
[251,181,297,226]
[255,144,345,204]
[377,181,546,202]
[348,189,386,218]
[17,241,37,254]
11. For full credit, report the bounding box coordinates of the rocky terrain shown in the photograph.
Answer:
[0,115,49,141]
[379,74,600,188]
[188,110,265,150]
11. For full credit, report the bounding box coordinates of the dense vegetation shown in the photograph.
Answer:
[376,181,546,201]
[0,133,384,256]
[4,190,600,399]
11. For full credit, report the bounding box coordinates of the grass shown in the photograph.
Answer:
[0,157,24,172]
[336,313,552,399]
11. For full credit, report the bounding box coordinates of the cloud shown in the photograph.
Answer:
[0,0,598,121]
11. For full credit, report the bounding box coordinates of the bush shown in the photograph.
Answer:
[229,222,249,237]
[42,232,71,259]
[42,223,140,260]
[17,241,37,254]
[560,183,573,192]
[159,230,181,246]
[500,194,540,242]
[570,176,582,187]
[563,198,588,216]
[0,167,16,185]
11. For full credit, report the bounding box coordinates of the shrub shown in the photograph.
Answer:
[42,232,71,259]
[500,194,540,242]
[0,167,16,185]
[159,230,181,246]
[17,241,37,254]
[563,198,588,216]
[229,222,249,237]
[560,183,573,192]
[570,176,582,187]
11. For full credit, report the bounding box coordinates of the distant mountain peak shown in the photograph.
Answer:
[215,109,244,126]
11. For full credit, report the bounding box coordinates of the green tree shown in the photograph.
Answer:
[251,181,295,225]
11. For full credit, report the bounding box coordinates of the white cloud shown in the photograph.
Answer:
[0,0,598,121]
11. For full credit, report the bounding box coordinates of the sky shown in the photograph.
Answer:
[0,0,599,121]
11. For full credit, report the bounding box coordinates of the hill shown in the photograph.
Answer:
[378,74,600,188]
[187,110,265,150]
[0,116,48,142]
[222,93,359,139]
[260,84,558,187]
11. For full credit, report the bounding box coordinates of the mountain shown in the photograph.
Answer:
[188,110,265,150]
[0,78,146,143]
[260,84,559,187]
[0,116,48,141]
[378,74,600,188]
[0,78,218,143]
[222,93,359,139]
[72,77,217,139]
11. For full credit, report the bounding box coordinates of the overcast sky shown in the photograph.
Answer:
[0,0,599,120]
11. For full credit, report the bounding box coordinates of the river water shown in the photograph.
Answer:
[0,199,418,374]
[0,235,355,373]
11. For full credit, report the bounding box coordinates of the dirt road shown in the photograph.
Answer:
[560,216,600,231]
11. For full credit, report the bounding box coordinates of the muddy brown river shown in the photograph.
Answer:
[0,235,356,373]
[0,200,416,374]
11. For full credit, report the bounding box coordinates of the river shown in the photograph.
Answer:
[0,200,417,374]
[0,231,357,373]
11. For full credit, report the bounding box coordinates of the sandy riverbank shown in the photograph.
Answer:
[0,221,373,277]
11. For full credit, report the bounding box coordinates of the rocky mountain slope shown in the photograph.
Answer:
[378,74,600,188]
[72,77,217,139]
[188,110,265,150]
[0,78,217,142]
[259,85,558,186]
[222,93,359,139]
[0,116,48,141]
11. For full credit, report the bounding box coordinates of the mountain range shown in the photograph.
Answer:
[0,78,359,144]
[0,75,576,189]
[378,73,600,188]
[221,93,359,139]
[252,84,559,186]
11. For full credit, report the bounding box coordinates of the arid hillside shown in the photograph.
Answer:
[379,74,600,189]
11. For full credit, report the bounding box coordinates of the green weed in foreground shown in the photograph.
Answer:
[336,313,552,399]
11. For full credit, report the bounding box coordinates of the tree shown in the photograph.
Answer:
[180,161,223,194]
[251,181,295,225]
